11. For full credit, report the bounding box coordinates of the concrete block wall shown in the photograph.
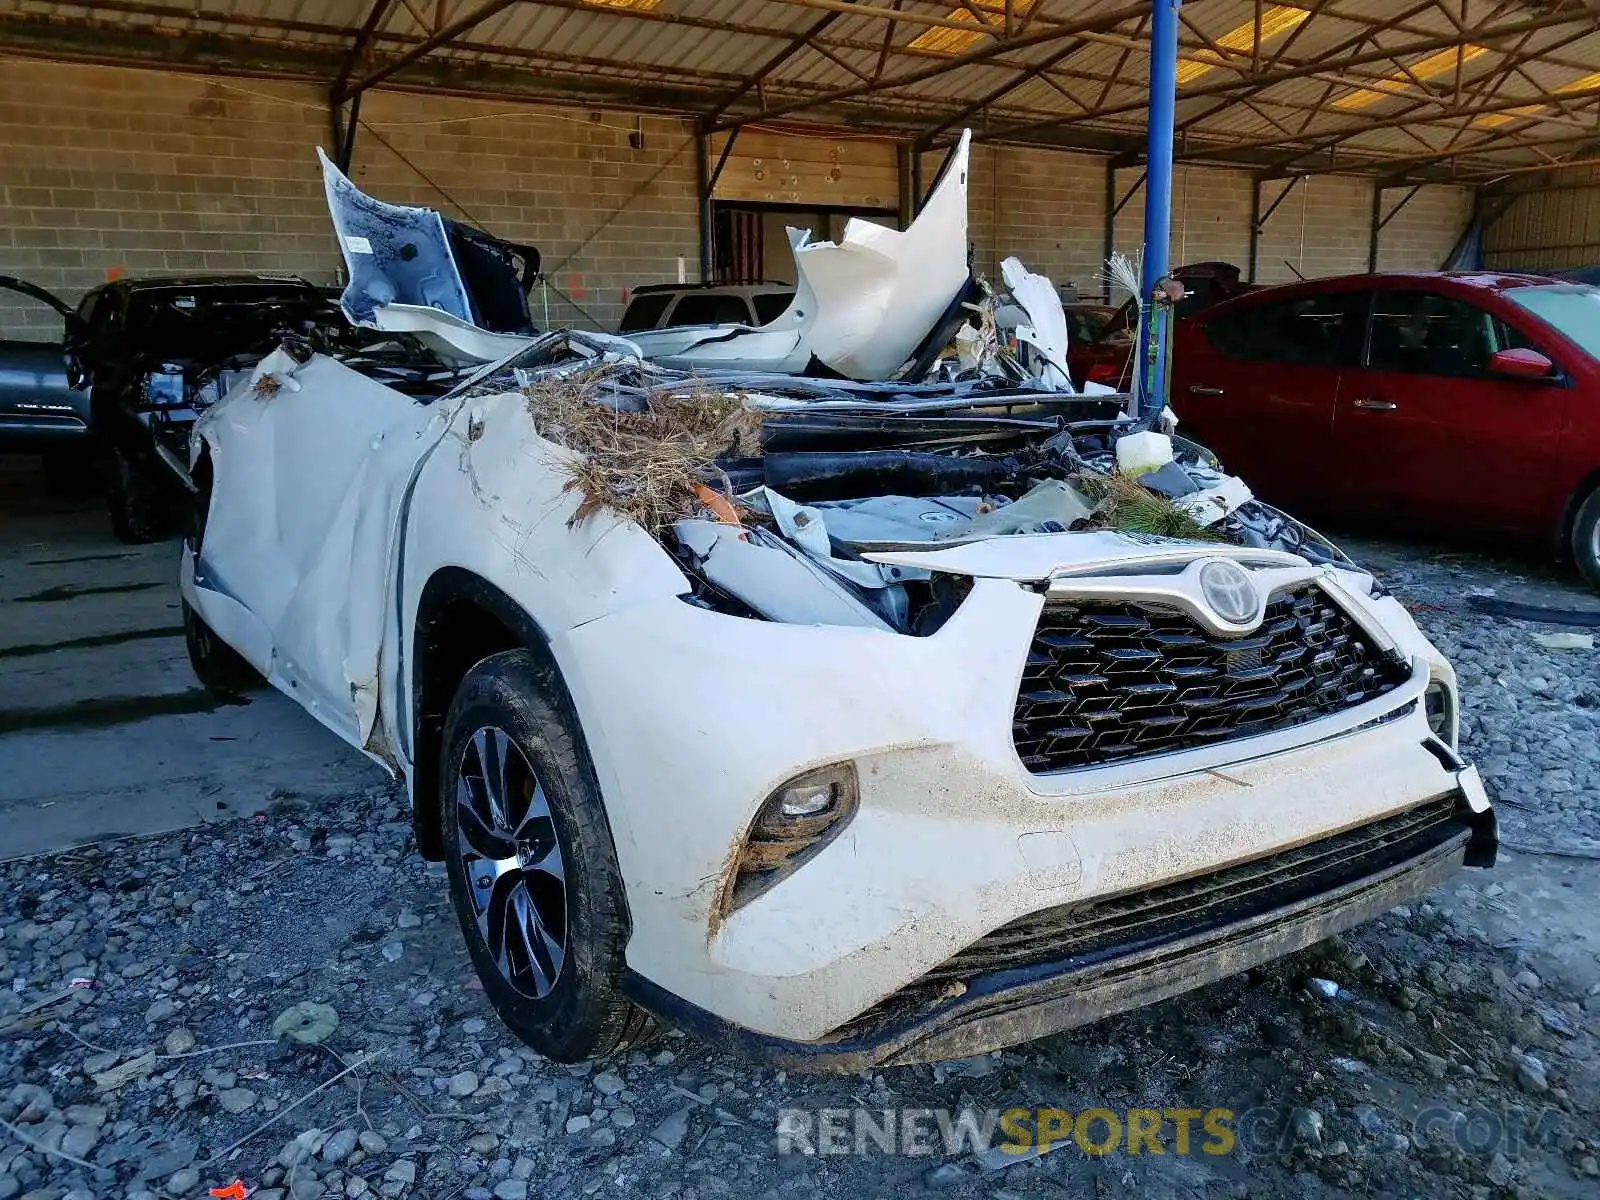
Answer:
[0,59,699,334]
[0,62,335,333]
[0,58,1477,340]
[1111,164,1256,291]
[1254,174,1371,284]
[1375,183,1474,273]
[348,91,699,330]
[1112,169,1470,291]
[923,142,1108,300]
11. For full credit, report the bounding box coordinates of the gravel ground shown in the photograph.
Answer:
[2,539,1597,1200]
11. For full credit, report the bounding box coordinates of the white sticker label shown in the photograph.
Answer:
[344,235,373,255]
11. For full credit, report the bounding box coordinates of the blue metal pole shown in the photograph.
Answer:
[1138,0,1181,417]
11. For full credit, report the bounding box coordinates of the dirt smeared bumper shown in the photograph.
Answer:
[623,788,1494,1073]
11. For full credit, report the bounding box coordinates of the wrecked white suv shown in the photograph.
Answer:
[179,135,1495,1070]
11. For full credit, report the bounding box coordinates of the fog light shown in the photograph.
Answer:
[1424,680,1455,746]
[725,763,858,912]
[779,780,838,818]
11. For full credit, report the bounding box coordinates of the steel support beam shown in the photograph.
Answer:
[1357,128,1600,182]
[336,0,521,100]
[1367,183,1422,271]
[695,133,713,283]
[1137,0,1180,418]
[332,91,363,171]
[1103,160,1117,299]
[973,11,1590,146]
[701,6,847,127]
[916,33,1099,147]
[1195,83,1600,170]
[706,129,741,195]
[1366,182,1383,274]
[897,142,915,227]
[1247,175,1262,283]
[333,0,396,100]
[709,2,1152,132]
[1249,176,1301,280]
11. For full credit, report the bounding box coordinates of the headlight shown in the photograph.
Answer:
[1424,680,1455,746]
[724,763,858,913]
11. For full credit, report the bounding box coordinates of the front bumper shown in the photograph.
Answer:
[623,786,1492,1071]
[555,570,1489,1047]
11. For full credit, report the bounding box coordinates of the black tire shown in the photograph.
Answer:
[1572,487,1600,593]
[104,440,168,543]
[182,599,262,695]
[440,650,653,1062]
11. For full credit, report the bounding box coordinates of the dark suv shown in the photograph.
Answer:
[70,275,341,542]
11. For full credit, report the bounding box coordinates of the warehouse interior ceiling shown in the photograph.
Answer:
[3,1,1600,185]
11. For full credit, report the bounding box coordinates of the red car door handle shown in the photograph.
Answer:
[1189,385,1224,396]
[1352,398,1397,411]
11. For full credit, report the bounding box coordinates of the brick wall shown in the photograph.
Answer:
[0,59,699,334]
[1375,184,1473,273]
[1111,165,1255,293]
[0,58,1478,341]
[348,90,699,330]
[920,142,1106,300]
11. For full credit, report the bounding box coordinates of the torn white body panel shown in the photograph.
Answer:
[627,133,973,381]
[359,303,534,365]
[1001,255,1072,391]
[190,350,456,753]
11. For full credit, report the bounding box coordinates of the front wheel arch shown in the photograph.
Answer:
[409,569,597,861]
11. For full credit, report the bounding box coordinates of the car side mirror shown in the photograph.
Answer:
[1487,347,1555,380]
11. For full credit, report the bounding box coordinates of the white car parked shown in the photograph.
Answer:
[178,135,1495,1069]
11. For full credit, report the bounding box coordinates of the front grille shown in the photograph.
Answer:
[838,796,1466,1038]
[1013,586,1410,773]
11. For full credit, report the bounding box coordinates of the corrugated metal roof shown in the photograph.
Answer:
[2,0,1599,180]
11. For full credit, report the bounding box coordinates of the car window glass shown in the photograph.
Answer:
[1367,291,1496,377]
[618,292,672,333]
[0,283,65,345]
[1504,284,1600,361]
[1203,293,1357,366]
[667,294,752,327]
[751,292,794,325]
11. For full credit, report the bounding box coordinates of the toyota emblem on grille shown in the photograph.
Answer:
[1198,560,1259,625]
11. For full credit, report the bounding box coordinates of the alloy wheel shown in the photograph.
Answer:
[455,726,567,999]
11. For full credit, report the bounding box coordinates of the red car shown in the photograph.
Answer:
[1171,272,1600,590]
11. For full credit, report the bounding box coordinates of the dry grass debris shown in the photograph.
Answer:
[1071,470,1226,541]
[522,368,763,530]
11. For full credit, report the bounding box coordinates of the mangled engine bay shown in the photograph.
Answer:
[444,329,1354,640]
